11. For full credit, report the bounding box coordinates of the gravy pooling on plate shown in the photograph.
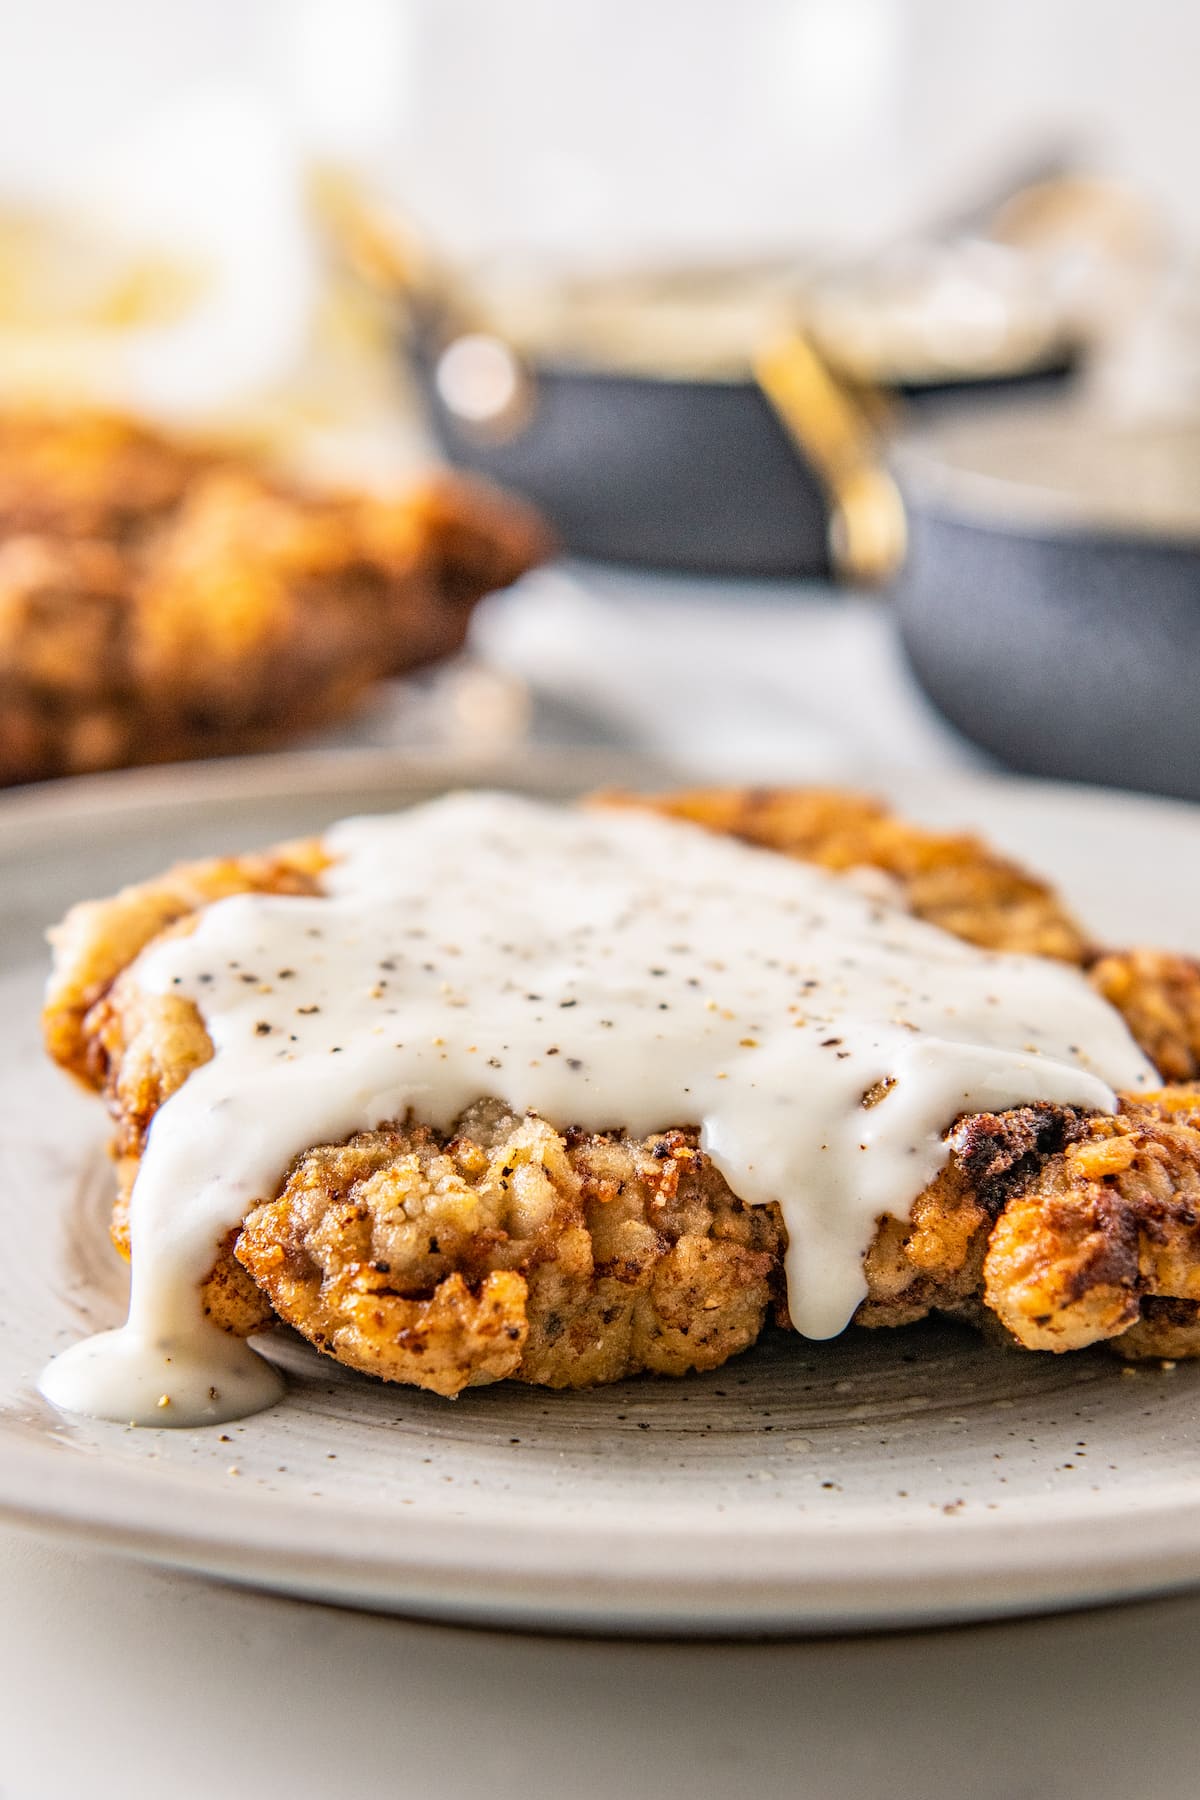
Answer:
[39,792,1155,1425]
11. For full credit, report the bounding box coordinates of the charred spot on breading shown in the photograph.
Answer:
[950,1105,1093,1217]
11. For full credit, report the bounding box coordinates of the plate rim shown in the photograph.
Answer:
[5,1421,1200,1633]
[5,746,1200,1633]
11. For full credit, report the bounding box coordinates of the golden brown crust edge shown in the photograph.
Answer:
[230,1092,1200,1395]
[598,786,1093,963]
[44,838,330,1085]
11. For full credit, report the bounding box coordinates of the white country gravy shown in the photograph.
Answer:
[40,793,1155,1426]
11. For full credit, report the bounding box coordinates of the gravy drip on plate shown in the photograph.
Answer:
[40,792,1155,1425]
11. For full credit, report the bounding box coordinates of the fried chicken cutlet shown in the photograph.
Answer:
[0,410,550,783]
[42,787,1200,1406]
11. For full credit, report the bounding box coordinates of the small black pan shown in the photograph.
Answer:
[414,339,833,577]
[411,320,1073,583]
[315,171,1088,582]
[891,414,1200,801]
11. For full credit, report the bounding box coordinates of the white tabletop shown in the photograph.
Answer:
[5,562,1195,1800]
[4,1525,1198,1800]
[384,560,995,783]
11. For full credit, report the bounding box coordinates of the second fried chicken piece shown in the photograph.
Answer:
[0,410,216,541]
[0,452,549,783]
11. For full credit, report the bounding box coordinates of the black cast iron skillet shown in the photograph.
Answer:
[890,413,1200,801]
[316,168,1091,582]
[415,339,833,577]
[411,320,1073,582]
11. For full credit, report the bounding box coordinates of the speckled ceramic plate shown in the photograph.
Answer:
[2,749,1199,1635]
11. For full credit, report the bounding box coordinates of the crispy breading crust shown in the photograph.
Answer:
[985,1091,1200,1351]
[0,410,551,784]
[1088,950,1200,1085]
[232,1094,1200,1394]
[237,1106,783,1395]
[42,785,1200,1394]
[0,410,212,540]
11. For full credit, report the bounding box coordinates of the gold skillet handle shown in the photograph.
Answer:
[752,330,907,586]
[308,163,477,330]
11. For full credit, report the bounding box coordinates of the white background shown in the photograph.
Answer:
[2,0,1200,263]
